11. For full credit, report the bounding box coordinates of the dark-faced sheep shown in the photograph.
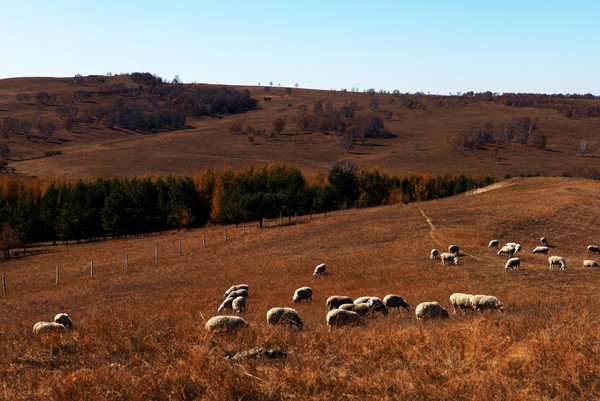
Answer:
[266,307,303,329]
[505,257,521,271]
[449,293,473,314]
[326,309,361,330]
[587,245,600,255]
[470,295,504,314]
[488,240,499,248]
[584,260,599,268]
[313,263,327,276]
[383,294,410,311]
[541,237,548,246]
[415,302,449,320]
[205,316,249,332]
[449,245,460,255]
[54,313,73,328]
[548,256,566,270]
[430,249,439,260]
[532,246,549,255]
[293,287,313,304]
[326,295,354,310]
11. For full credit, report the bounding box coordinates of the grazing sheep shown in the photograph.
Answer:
[497,245,516,258]
[541,237,548,246]
[532,246,549,255]
[326,309,361,330]
[415,302,449,321]
[227,288,248,300]
[266,307,303,329]
[440,252,459,266]
[33,322,66,335]
[354,296,380,305]
[383,294,410,311]
[218,297,234,313]
[54,313,73,328]
[232,296,246,313]
[548,256,566,270]
[326,295,354,310]
[313,263,327,276]
[339,303,356,311]
[449,245,460,255]
[584,260,599,268]
[449,293,473,314]
[293,287,313,304]
[514,244,522,253]
[505,257,521,271]
[353,301,388,318]
[205,316,249,332]
[224,284,249,298]
[488,240,499,248]
[430,249,439,260]
[587,245,600,255]
[470,295,504,314]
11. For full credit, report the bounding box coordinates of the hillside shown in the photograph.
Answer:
[2,176,600,399]
[0,75,599,180]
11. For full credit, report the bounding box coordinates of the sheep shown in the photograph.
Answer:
[293,287,313,304]
[583,260,599,268]
[488,240,499,248]
[232,296,246,313]
[218,297,234,313]
[497,245,516,258]
[338,303,356,311]
[515,244,522,253]
[440,252,459,266]
[33,322,66,335]
[354,296,380,305]
[505,257,521,271]
[326,309,361,330]
[383,294,410,311]
[449,293,473,314]
[415,302,449,321]
[541,237,548,246]
[548,256,566,270]
[313,263,327,276]
[326,295,354,310]
[448,245,460,255]
[266,307,303,329]
[353,301,388,318]
[470,295,504,314]
[205,316,249,332]
[54,313,73,328]
[532,246,549,255]
[227,288,248,299]
[224,284,249,298]
[430,249,439,260]
[587,245,600,255]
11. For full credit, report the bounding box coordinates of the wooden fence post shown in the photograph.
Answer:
[126,254,129,270]
[203,235,206,248]
[179,241,182,256]
[90,261,94,278]
[155,246,158,262]
[2,276,6,297]
[224,229,227,242]
[56,266,59,285]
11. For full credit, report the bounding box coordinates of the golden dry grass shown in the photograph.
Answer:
[2,176,600,399]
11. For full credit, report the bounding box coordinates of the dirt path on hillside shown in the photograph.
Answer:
[463,180,514,196]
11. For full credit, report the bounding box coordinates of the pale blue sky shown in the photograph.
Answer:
[2,1,599,94]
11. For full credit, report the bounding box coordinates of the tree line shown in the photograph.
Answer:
[0,163,496,257]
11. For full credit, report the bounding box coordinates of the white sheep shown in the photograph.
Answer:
[54,313,73,328]
[354,296,380,305]
[583,260,599,268]
[587,245,600,255]
[440,252,459,266]
[33,322,66,335]
[548,256,566,270]
[224,284,249,298]
[313,263,327,276]
[497,245,516,258]
[227,288,248,299]
[357,301,388,317]
[540,237,548,246]
[326,295,354,310]
[415,302,449,320]
[266,307,303,329]
[338,303,355,311]
[383,294,410,311]
[326,309,361,330]
[505,257,521,271]
[449,245,460,255]
[488,240,499,248]
[532,246,549,255]
[293,287,313,304]
[218,297,234,313]
[205,316,249,332]
[232,296,246,313]
[449,293,473,314]
[470,295,504,314]
[430,249,439,260]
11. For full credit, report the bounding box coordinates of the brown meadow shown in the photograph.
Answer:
[2,176,600,399]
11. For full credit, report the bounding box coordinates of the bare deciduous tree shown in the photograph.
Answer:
[369,98,379,111]
[531,132,547,149]
[578,140,588,156]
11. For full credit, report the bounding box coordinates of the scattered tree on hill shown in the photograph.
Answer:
[298,104,307,117]
[501,123,514,141]
[369,98,379,111]
[272,117,285,134]
[531,132,547,149]
[578,140,588,156]
[313,101,323,115]
[384,110,393,120]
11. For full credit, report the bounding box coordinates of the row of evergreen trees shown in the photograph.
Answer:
[0,164,495,252]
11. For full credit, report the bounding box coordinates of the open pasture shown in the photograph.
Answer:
[2,176,600,399]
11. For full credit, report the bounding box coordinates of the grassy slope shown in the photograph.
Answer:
[0,77,599,180]
[2,176,600,399]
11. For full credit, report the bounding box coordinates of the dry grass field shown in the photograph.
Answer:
[2,176,600,400]
[1,76,599,180]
